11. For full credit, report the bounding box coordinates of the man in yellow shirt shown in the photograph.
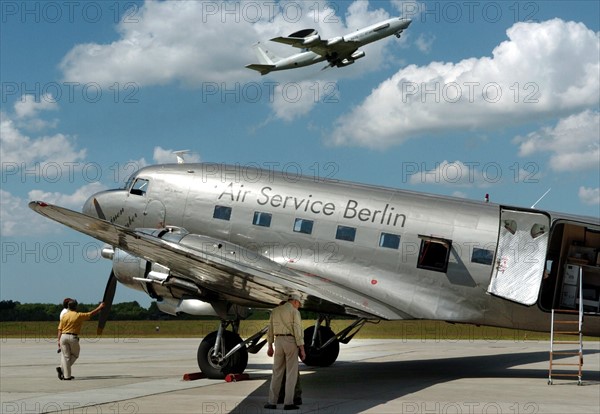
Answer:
[265,294,305,410]
[57,300,104,380]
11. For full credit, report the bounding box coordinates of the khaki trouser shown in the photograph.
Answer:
[60,334,80,378]
[268,336,299,406]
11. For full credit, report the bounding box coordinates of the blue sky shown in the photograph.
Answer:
[1,0,599,306]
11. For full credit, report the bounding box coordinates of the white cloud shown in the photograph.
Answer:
[578,187,599,207]
[60,1,395,86]
[59,1,407,122]
[153,146,201,164]
[0,110,85,167]
[415,32,435,53]
[329,19,599,148]
[513,110,600,172]
[270,80,339,121]
[451,191,468,199]
[14,94,58,119]
[28,182,108,210]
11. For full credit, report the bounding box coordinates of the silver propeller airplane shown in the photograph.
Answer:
[246,16,412,75]
[30,163,599,378]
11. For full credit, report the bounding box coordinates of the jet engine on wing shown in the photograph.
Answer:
[302,34,321,46]
[326,36,343,46]
[351,50,366,60]
[337,50,366,67]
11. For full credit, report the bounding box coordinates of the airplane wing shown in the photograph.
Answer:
[270,33,359,58]
[29,201,408,320]
[270,35,328,48]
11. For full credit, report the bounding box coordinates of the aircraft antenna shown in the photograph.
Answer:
[531,188,551,209]
[173,150,190,164]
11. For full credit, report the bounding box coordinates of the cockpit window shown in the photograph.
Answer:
[130,178,149,196]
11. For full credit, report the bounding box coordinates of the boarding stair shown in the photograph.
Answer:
[548,267,584,385]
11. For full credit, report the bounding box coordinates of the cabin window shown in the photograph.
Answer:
[336,225,356,242]
[471,247,494,265]
[253,211,272,227]
[294,218,313,234]
[379,233,401,249]
[130,178,149,196]
[417,235,452,273]
[213,205,232,221]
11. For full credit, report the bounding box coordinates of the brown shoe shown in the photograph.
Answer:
[56,367,64,380]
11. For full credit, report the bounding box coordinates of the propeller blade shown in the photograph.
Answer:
[97,271,117,335]
[92,198,107,220]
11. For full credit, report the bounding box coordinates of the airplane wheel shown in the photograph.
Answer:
[302,326,339,367]
[197,330,248,379]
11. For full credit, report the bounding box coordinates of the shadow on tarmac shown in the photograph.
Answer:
[232,349,600,413]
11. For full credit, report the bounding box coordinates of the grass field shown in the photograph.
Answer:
[2,320,595,342]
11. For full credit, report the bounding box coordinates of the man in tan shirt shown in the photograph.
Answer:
[57,300,104,380]
[265,294,306,410]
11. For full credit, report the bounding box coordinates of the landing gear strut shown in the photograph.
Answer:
[303,317,339,367]
[303,317,369,367]
[197,321,248,379]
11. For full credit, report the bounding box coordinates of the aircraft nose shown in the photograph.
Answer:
[82,195,94,216]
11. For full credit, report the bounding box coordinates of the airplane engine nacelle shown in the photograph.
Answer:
[302,34,321,46]
[350,50,366,60]
[102,227,249,318]
[327,36,343,46]
[108,248,148,293]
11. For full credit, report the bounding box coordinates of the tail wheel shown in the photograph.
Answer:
[197,330,248,379]
[302,325,339,367]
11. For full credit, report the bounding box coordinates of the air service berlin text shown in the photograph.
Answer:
[218,183,407,227]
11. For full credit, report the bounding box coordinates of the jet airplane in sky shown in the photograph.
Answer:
[30,163,600,379]
[246,16,412,75]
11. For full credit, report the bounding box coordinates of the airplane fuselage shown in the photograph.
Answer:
[83,164,600,336]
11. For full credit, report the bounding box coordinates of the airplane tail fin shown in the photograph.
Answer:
[252,42,281,64]
[245,42,281,75]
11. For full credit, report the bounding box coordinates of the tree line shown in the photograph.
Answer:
[0,300,322,322]
[0,300,209,322]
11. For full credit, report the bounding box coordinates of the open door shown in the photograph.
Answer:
[487,207,550,305]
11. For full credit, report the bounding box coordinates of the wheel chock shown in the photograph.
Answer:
[225,373,250,382]
[183,372,206,381]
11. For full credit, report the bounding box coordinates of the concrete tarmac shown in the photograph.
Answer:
[1,338,598,413]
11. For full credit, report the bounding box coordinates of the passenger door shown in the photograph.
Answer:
[487,207,550,305]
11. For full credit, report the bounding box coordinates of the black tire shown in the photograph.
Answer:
[302,325,339,367]
[197,330,248,379]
